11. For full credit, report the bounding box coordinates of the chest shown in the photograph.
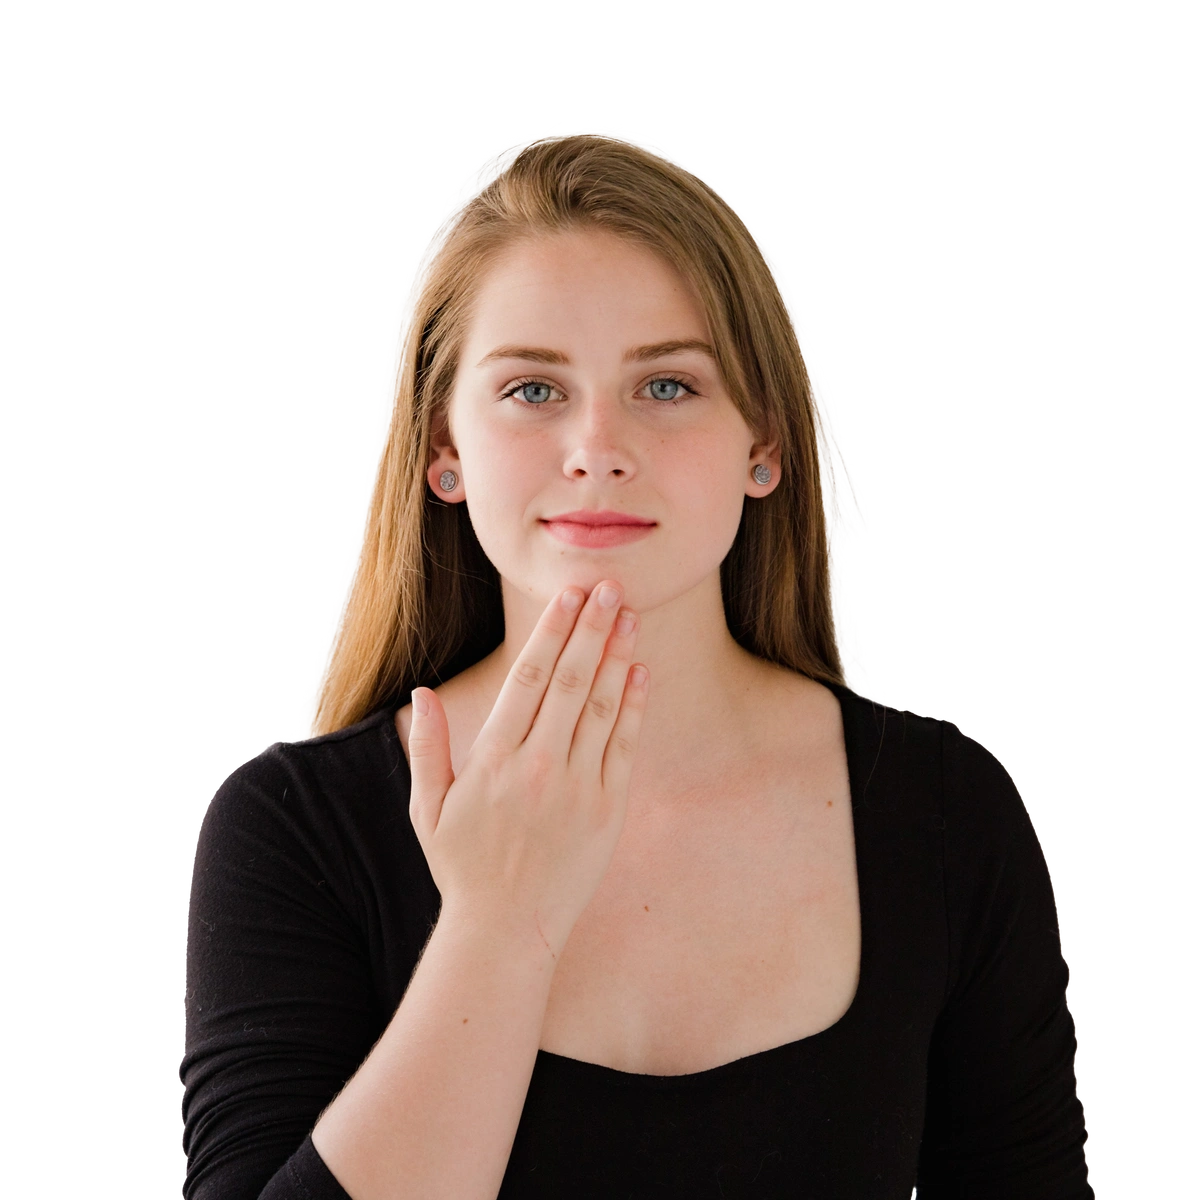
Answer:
[538,767,861,1076]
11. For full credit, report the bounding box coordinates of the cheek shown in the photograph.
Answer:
[664,425,747,492]
[681,441,744,506]
[459,424,550,522]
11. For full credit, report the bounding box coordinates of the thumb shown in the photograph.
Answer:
[406,687,455,841]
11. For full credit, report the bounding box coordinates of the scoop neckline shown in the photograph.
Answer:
[382,680,871,1088]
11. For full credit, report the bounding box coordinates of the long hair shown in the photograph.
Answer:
[314,135,842,735]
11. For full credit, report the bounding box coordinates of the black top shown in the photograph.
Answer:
[180,685,1093,1199]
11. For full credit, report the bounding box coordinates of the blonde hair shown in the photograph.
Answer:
[314,135,842,735]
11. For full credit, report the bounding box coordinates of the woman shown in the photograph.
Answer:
[181,135,1093,1199]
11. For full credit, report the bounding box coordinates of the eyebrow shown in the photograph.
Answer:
[476,338,716,368]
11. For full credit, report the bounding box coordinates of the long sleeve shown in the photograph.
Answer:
[180,696,1095,1198]
[180,746,367,1200]
[916,727,1093,1198]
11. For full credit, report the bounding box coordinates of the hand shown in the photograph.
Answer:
[406,581,648,960]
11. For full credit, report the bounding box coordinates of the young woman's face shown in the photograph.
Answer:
[434,228,779,614]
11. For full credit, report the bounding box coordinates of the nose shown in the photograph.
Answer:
[559,391,637,481]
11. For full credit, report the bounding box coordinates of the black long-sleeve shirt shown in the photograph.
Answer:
[180,684,1094,1198]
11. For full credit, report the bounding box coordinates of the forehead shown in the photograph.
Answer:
[461,229,710,354]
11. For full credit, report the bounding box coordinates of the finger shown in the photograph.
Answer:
[406,688,455,843]
[524,580,624,753]
[476,586,587,754]
[568,606,639,773]
[601,663,649,794]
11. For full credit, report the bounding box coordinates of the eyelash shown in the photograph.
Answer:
[500,374,699,409]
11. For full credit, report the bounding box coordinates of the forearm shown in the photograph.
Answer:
[311,906,557,1200]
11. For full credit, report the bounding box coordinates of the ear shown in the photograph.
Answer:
[425,402,466,503]
[747,433,782,498]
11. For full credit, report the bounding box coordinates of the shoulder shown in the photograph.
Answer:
[938,717,1035,846]
[830,686,947,809]
[831,685,1033,848]
[197,705,411,868]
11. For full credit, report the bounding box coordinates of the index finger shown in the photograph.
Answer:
[475,586,587,754]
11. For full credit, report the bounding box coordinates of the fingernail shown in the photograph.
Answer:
[616,610,636,636]
[598,585,620,608]
[412,690,429,716]
[631,665,648,687]
[561,589,584,611]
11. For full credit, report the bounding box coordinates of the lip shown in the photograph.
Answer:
[542,510,656,526]
[539,511,657,549]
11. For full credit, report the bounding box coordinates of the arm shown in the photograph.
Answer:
[310,904,557,1200]
[916,729,1094,1199]
[180,749,559,1200]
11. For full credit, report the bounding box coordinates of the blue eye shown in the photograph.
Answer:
[517,382,552,405]
[648,379,685,402]
[501,374,700,412]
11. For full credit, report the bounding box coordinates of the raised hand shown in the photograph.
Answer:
[407,580,648,960]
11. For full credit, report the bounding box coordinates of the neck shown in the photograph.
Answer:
[478,571,771,791]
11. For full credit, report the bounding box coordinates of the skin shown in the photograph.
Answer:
[402,227,838,809]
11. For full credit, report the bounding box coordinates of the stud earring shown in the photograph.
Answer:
[753,464,772,485]
[438,470,458,492]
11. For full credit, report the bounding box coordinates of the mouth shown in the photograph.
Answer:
[541,510,656,527]
[542,518,662,528]
[539,515,657,549]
